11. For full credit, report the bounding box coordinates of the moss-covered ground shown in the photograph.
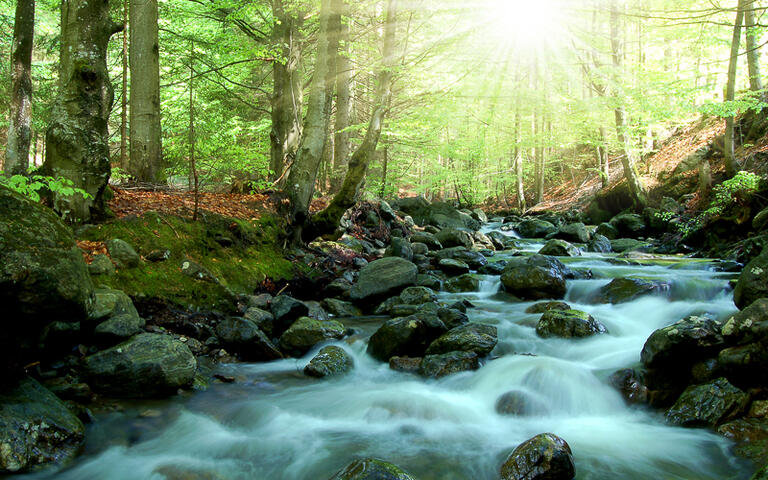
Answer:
[78,210,298,312]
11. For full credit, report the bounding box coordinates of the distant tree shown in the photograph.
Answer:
[5,0,35,175]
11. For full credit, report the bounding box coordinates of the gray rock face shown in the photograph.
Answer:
[270,295,310,335]
[0,378,85,473]
[304,345,354,378]
[734,248,768,310]
[350,257,418,302]
[215,316,282,361]
[500,433,575,480]
[279,317,346,357]
[410,231,442,250]
[82,333,197,397]
[419,351,479,378]
[89,287,145,344]
[517,219,558,239]
[501,255,567,300]
[587,234,612,253]
[478,261,507,275]
[323,298,362,318]
[0,185,94,368]
[539,239,580,257]
[426,323,498,356]
[641,315,724,369]
[435,228,474,249]
[399,286,437,305]
[556,222,590,243]
[610,213,646,238]
[243,307,275,336]
[721,298,768,345]
[488,231,517,250]
[444,274,480,293]
[535,309,607,338]
[435,246,489,269]
[106,238,141,269]
[384,237,414,261]
[88,253,115,276]
[665,378,748,427]
[367,314,447,361]
[329,458,416,480]
[588,277,669,304]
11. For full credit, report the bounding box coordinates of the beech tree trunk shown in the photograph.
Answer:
[610,0,647,208]
[331,0,352,192]
[129,0,162,182]
[745,0,762,92]
[6,0,35,175]
[43,0,121,222]
[724,0,745,178]
[284,0,337,242]
[306,0,398,241]
[270,1,303,183]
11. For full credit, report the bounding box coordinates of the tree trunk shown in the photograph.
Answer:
[745,0,762,92]
[306,0,398,241]
[189,42,198,221]
[120,0,127,170]
[129,0,162,183]
[610,0,647,208]
[698,155,712,197]
[284,0,337,242]
[6,0,35,175]
[380,145,388,198]
[725,0,745,178]
[43,0,122,223]
[513,90,525,211]
[331,0,352,192]
[599,126,609,187]
[270,2,303,183]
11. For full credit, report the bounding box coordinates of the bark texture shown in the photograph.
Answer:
[724,0,745,178]
[6,0,35,175]
[745,0,762,92]
[331,0,352,191]
[129,0,162,182]
[43,0,121,222]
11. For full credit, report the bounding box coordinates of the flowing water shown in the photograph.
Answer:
[18,226,756,480]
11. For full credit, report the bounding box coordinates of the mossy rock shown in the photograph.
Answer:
[304,345,354,378]
[279,317,346,357]
[330,458,416,480]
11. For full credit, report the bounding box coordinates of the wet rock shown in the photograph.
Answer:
[641,315,724,369]
[426,323,498,356]
[247,293,272,309]
[435,228,474,249]
[437,307,469,329]
[438,258,470,275]
[488,231,517,250]
[271,295,310,335]
[524,302,571,314]
[610,238,652,253]
[389,356,423,373]
[88,253,115,275]
[434,247,488,269]
[411,242,429,256]
[478,261,507,275]
[399,286,438,305]
[153,465,225,480]
[384,237,414,261]
[215,316,282,361]
[473,231,496,250]
[324,278,353,299]
[587,234,612,254]
[0,378,85,473]
[556,222,590,243]
[735,248,768,310]
[538,239,580,257]
[106,238,141,269]
[517,219,558,239]
[501,255,567,300]
[305,301,330,321]
[145,248,171,262]
[444,274,480,293]
[609,213,646,238]
[304,345,354,378]
[350,257,418,303]
[665,377,748,427]
[410,231,442,250]
[419,351,479,378]
[472,208,489,223]
[180,259,218,283]
[89,287,145,344]
[500,433,575,480]
[242,307,275,337]
[495,390,548,416]
[367,314,448,361]
[536,309,607,338]
[588,277,669,304]
[609,368,649,404]
[717,343,768,387]
[595,222,619,239]
[329,457,416,480]
[82,333,197,397]
[279,317,346,357]
[323,298,362,317]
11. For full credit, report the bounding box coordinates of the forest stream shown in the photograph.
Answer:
[13,223,756,480]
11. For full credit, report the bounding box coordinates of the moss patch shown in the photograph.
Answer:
[78,211,297,312]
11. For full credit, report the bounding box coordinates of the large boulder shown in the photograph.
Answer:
[536,309,607,338]
[610,238,652,253]
[734,248,768,310]
[425,323,498,356]
[444,274,480,293]
[399,286,437,305]
[721,298,768,345]
[538,239,580,257]
[329,458,416,480]
[215,316,282,361]
[588,277,669,304]
[609,213,646,238]
[433,247,488,269]
[500,433,575,480]
[304,345,354,378]
[105,238,141,269]
[586,234,612,253]
[501,255,567,300]
[0,185,94,370]
[556,223,590,243]
[270,295,309,335]
[419,351,479,378]
[0,378,85,473]
[517,219,558,239]
[665,377,749,427]
[384,237,414,261]
[410,231,442,250]
[435,228,474,249]
[279,317,346,357]
[641,316,725,369]
[350,257,418,303]
[367,314,447,361]
[81,333,196,397]
[88,287,144,344]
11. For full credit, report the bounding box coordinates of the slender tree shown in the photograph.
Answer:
[5,0,35,175]
[129,0,162,182]
[724,0,745,178]
[744,0,762,92]
[331,0,352,192]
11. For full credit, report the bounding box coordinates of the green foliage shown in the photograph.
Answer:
[0,174,92,202]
